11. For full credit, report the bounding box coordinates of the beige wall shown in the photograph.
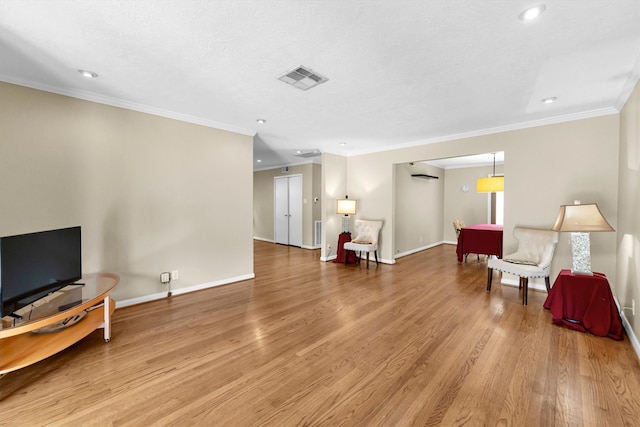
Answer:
[617,77,640,340]
[306,163,322,245]
[321,153,347,260]
[0,82,254,302]
[442,164,504,243]
[253,163,321,248]
[506,117,619,281]
[392,161,506,253]
[345,115,620,280]
[312,163,322,227]
[394,162,444,255]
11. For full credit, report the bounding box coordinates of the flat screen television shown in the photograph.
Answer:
[0,226,82,318]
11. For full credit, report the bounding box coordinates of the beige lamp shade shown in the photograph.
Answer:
[336,198,357,215]
[476,176,504,193]
[552,202,614,275]
[552,203,614,232]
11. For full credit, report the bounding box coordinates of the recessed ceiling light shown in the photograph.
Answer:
[542,97,557,104]
[256,159,262,163]
[519,4,546,21]
[78,69,98,78]
[296,150,302,154]
[256,119,266,124]
[339,142,347,146]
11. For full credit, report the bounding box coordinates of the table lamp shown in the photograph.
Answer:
[336,196,357,234]
[552,201,614,275]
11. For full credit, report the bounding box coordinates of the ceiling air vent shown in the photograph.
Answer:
[295,150,321,158]
[278,65,329,91]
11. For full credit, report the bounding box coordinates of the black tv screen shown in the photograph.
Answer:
[0,226,82,318]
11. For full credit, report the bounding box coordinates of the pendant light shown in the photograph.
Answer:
[476,153,504,193]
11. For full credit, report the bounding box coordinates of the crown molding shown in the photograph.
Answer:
[253,158,320,172]
[332,107,619,158]
[0,75,256,137]
[615,53,640,111]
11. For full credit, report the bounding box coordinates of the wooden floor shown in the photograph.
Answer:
[2,242,640,426]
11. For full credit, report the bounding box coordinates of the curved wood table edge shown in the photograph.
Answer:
[0,272,119,375]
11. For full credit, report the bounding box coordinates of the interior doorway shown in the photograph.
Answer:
[274,174,303,247]
[488,182,504,225]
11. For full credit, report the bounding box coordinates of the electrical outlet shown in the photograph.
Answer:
[171,270,180,281]
[160,272,171,284]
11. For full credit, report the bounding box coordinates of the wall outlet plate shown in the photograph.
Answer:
[160,272,171,284]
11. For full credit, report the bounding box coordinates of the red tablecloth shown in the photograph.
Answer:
[543,270,623,340]
[335,233,357,264]
[456,224,503,262]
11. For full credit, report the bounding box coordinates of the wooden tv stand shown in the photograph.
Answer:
[0,273,119,375]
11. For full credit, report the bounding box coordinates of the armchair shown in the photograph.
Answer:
[487,227,559,305]
[453,219,465,236]
[343,220,383,269]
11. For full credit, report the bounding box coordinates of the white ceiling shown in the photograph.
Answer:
[1,1,639,171]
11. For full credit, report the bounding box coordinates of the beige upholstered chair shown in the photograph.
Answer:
[343,219,383,269]
[487,227,559,305]
[453,219,465,236]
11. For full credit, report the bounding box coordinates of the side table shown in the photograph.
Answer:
[335,232,357,264]
[543,269,623,340]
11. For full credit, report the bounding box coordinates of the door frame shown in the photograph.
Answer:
[274,174,303,247]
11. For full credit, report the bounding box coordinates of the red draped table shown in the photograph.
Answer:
[543,270,623,340]
[335,232,357,264]
[456,224,503,262]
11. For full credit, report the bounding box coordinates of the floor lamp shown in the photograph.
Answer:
[552,201,614,275]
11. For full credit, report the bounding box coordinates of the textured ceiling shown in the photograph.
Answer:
[1,0,639,170]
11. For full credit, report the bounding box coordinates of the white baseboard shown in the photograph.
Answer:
[116,273,255,309]
[613,296,640,361]
[253,237,274,243]
[321,254,395,264]
[620,310,640,361]
[253,237,319,250]
[394,241,445,259]
[499,276,548,291]
[359,256,395,265]
[116,291,169,308]
[302,244,321,250]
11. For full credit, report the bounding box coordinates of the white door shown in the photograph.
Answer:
[274,175,303,247]
[274,176,290,245]
[287,175,303,247]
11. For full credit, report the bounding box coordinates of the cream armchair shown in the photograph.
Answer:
[487,227,559,305]
[343,219,383,269]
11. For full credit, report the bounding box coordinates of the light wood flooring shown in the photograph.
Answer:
[2,241,640,426]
